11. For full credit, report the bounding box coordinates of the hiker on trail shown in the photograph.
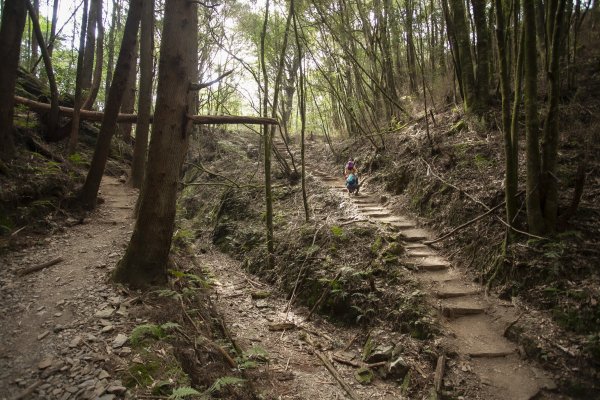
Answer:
[344,157,357,177]
[346,171,359,195]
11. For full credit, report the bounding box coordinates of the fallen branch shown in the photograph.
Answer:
[14,95,279,125]
[433,354,446,394]
[17,257,63,277]
[315,351,362,400]
[331,354,387,370]
[424,199,507,245]
[420,158,546,241]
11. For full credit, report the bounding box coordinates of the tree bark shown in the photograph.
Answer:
[105,0,120,97]
[82,0,98,91]
[446,0,478,112]
[79,0,143,210]
[130,0,154,189]
[0,0,27,160]
[82,0,104,110]
[523,0,546,235]
[496,0,519,237]
[48,0,59,57]
[25,0,60,140]
[119,40,139,143]
[114,0,198,288]
[68,0,89,155]
[540,0,567,232]
[472,0,490,107]
[29,0,39,73]
[261,0,275,268]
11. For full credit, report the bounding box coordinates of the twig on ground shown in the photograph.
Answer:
[503,313,524,337]
[315,351,362,400]
[434,354,446,394]
[17,257,64,277]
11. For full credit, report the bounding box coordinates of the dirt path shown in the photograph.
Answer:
[308,162,560,399]
[0,176,137,400]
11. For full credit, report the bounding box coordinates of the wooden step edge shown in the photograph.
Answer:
[433,290,481,299]
[467,350,515,358]
[440,306,486,318]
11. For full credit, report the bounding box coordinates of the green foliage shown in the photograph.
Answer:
[172,229,196,248]
[330,225,344,237]
[236,345,269,370]
[169,386,201,399]
[67,152,86,166]
[154,289,183,301]
[207,376,245,394]
[130,322,180,346]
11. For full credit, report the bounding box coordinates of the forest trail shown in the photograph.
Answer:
[300,143,560,400]
[0,176,138,399]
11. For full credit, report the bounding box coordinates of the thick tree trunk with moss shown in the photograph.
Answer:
[130,0,154,188]
[0,0,27,160]
[523,0,546,235]
[541,0,567,232]
[79,0,143,209]
[114,0,198,289]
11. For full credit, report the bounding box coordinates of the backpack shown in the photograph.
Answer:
[346,160,355,170]
[346,174,357,186]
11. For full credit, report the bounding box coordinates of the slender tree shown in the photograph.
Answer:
[79,0,143,209]
[130,0,154,188]
[0,0,27,160]
[82,0,104,110]
[25,0,60,140]
[68,0,89,155]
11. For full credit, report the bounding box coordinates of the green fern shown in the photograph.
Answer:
[207,376,245,393]
[169,386,201,399]
[154,289,183,301]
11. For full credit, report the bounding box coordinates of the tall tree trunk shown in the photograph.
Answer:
[29,0,39,73]
[130,0,154,188]
[261,0,274,268]
[0,0,27,160]
[114,0,198,288]
[25,0,60,140]
[472,0,490,107]
[406,0,418,93]
[79,0,143,210]
[48,0,59,56]
[541,0,567,232]
[447,0,478,112]
[68,0,89,155]
[292,2,309,222]
[523,0,546,235]
[105,0,120,97]
[82,0,104,110]
[496,0,519,236]
[82,0,98,92]
[119,41,139,143]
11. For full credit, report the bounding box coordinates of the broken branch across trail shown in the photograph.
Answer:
[14,96,279,125]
